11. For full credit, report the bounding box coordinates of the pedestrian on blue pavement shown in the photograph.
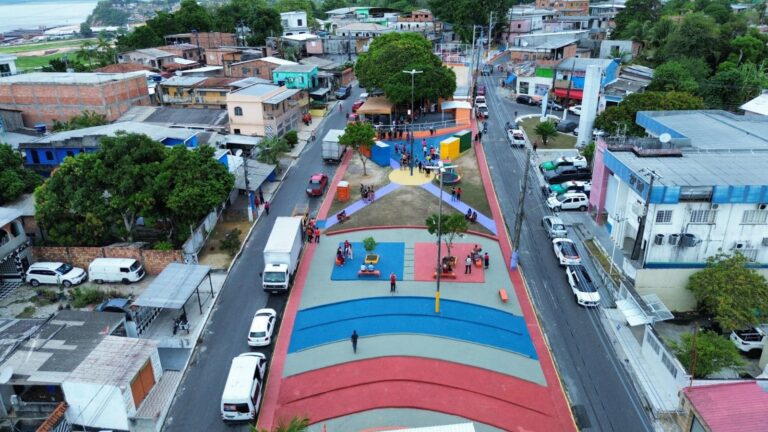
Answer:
[450,187,456,201]
[456,187,462,201]
[390,272,397,293]
[418,160,423,173]
[465,255,472,274]
[264,201,270,215]
[351,330,358,353]
[484,252,490,269]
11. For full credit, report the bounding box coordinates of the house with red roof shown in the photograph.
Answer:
[679,381,768,431]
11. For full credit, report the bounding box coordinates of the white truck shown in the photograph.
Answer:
[322,129,346,163]
[261,216,304,293]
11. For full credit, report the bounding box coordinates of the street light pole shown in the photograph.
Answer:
[402,69,423,176]
[426,161,455,313]
[511,148,531,268]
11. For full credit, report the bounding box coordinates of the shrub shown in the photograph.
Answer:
[285,130,299,147]
[33,289,60,305]
[670,330,745,378]
[17,306,36,318]
[71,287,106,308]
[153,241,173,250]
[220,228,242,257]
[363,236,377,252]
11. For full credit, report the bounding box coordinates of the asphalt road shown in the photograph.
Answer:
[162,88,360,431]
[478,68,653,431]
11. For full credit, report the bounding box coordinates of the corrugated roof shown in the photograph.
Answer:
[25,121,196,146]
[557,57,616,70]
[260,56,299,66]
[160,75,206,87]
[132,263,211,309]
[741,93,768,116]
[264,88,300,104]
[684,382,768,432]
[273,63,317,73]
[0,72,146,85]
[0,207,21,226]
[67,336,158,386]
[232,83,281,97]
[131,48,175,58]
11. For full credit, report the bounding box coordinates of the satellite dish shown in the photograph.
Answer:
[0,367,13,384]
[659,133,671,143]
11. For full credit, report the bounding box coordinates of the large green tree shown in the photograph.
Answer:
[659,13,723,67]
[687,253,768,330]
[211,0,282,46]
[670,330,744,378]
[427,0,513,42]
[426,213,468,260]
[52,110,108,132]
[594,91,705,136]
[339,121,375,176]
[702,62,768,110]
[355,33,456,105]
[116,25,163,51]
[613,0,662,39]
[0,144,42,205]
[648,61,700,93]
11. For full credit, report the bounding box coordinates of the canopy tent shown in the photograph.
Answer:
[133,263,212,313]
[356,96,394,115]
[441,101,472,110]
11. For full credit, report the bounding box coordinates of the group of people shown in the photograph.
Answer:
[302,112,313,126]
[450,187,463,202]
[336,240,354,266]
[360,184,375,203]
[306,219,320,243]
[465,208,478,223]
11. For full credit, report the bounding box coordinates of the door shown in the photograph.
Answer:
[130,360,156,408]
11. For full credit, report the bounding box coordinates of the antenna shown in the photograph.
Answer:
[659,133,671,144]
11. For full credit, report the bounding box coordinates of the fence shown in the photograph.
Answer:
[31,246,183,276]
[181,206,223,264]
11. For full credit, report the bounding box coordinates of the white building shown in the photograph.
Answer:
[590,110,768,310]
[740,92,768,117]
[0,54,17,77]
[280,11,309,36]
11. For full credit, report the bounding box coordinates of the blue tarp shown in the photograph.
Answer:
[506,73,517,84]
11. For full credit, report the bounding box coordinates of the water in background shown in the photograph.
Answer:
[0,0,98,33]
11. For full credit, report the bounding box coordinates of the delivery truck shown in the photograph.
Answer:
[322,129,346,163]
[261,216,304,293]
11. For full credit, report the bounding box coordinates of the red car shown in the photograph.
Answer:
[306,173,328,196]
[351,100,365,112]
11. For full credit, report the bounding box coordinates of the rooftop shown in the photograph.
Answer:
[67,336,158,386]
[230,76,271,88]
[160,75,207,87]
[741,93,768,116]
[273,64,317,73]
[637,110,768,151]
[94,63,154,73]
[157,43,198,50]
[337,22,389,31]
[283,33,319,42]
[557,57,617,70]
[300,56,339,70]
[683,381,768,432]
[129,48,176,58]
[231,83,282,98]
[24,121,197,147]
[143,107,228,127]
[264,88,300,104]
[0,72,147,85]
[513,35,579,51]
[260,56,299,66]
[2,193,35,216]
[0,54,17,61]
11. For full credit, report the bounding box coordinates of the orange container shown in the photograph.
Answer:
[336,180,350,202]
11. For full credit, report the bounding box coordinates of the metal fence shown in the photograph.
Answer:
[181,206,223,264]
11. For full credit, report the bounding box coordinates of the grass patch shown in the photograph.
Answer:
[520,117,577,149]
[0,39,90,54]
[31,289,60,306]
[16,306,37,318]
[585,239,621,285]
[14,53,66,70]
[70,287,107,309]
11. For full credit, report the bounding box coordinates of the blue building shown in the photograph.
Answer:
[553,57,619,101]
[272,64,318,90]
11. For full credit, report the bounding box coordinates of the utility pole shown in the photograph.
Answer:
[488,11,495,59]
[243,151,253,222]
[631,169,660,261]
[511,148,532,268]
[562,62,576,120]
[403,69,423,176]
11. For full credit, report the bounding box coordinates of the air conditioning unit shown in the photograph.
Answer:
[654,234,665,245]
[759,203,768,210]
[681,233,701,247]
[668,233,681,246]
[733,241,747,250]
[711,203,719,210]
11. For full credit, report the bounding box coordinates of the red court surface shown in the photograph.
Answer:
[413,242,485,283]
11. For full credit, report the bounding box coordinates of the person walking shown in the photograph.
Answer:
[464,254,472,274]
[351,330,358,353]
[484,252,490,269]
[390,272,397,293]
[258,188,264,204]
[264,201,270,215]
[339,102,343,113]
[450,187,456,202]
[314,227,320,243]
[456,187,462,202]
[422,143,427,157]
[418,160,423,173]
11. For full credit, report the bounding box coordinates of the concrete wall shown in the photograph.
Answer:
[229,59,283,81]
[63,383,128,431]
[31,246,183,276]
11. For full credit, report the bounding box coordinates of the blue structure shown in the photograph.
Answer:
[553,58,619,99]
[371,141,390,167]
[272,64,318,90]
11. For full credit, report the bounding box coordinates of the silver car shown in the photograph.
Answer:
[542,216,568,239]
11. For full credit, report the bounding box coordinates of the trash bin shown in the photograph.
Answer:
[336,181,350,202]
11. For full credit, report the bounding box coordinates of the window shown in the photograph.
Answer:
[242,67,249,75]
[298,19,303,26]
[661,353,678,379]
[689,209,717,224]
[45,150,53,161]
[234,107,243,116]
[655,210,673,224]
[234,129,241,134]
[31,150,40,164]
[519,81,530,94]
[742,210,768,225]
[66,150,74,157]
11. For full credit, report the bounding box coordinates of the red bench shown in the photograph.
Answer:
[499,289,509,303]
[358,270,381,277]
[433,271,456,279]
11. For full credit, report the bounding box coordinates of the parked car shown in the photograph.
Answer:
[477,105,489,118]
[247,308,277,347]
[541,216,568,239]
[220,352,267,421]
[545,100,564,111]
[556,120,578,133]
[548,180,591,197]
[475,95,486,105]
[476,85,486,96]
[568,105,582,116]
[89,258,145,284]
[547,192,589,211]
[516,94,538,105]
[553,238,582,266]
[481,65,493,76]
[566,265,601,307]
[26,262,87,288]
[507,129,526,147]
[351,100,365,112]
[306,173,328,196]
[730,327,767,355]
[539,156,588,172]
[334,85,351,99]
[543,166,592,184]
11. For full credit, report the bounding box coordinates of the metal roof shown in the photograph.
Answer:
[230,77,271,88]
[234,159,277,191]
[161,75,207,87]
[557,57,616,70]
[683,381,768,431]
[638,110,768,151]
[741,93,768,116]
[25,121,196,146]
[0,207,21,226]
[233,83,281,97]
[273,64,317,73]
[0,71,147,85]
[260,56,299,66]
[264,88,300,104]
[131,48,175,58]
[132,263,211,309]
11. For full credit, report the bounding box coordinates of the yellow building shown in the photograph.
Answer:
[227,83,305,137]
[159,76,250,109]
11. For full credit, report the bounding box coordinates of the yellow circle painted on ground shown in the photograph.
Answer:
[389,168,435,185]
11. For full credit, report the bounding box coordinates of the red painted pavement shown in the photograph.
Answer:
[412,242,485,283]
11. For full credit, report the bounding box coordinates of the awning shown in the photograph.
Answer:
[356,96,393,115]
[616,299,650,326]
[554,88,584,100]
[506,73,517,84]
[310,87,330,97]
[133,263,212,311]
[441,100,472,110]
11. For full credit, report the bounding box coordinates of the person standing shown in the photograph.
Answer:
[264,201,270,215]
[450,187,456,202]
[465,255,472,274]
[390,272,397,293]
[258,188,264,205]
[418,160,423,173]
[351,330,358,353]
[339,102,343,113]
[456,187,462,202]
[315,227,321,243]
[484,252,490,269]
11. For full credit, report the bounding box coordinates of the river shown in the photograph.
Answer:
[0,0,98,33]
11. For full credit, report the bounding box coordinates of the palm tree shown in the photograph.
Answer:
[76,40,95,67]
[252,416,310,432]
[533,120,558,147]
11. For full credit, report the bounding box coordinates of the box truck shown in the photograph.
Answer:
[322,129,346,163]
[261,216,304,293]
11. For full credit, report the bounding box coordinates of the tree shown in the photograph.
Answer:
[670,330,744,378]
[659,13,723,67]
[80,22,94,38]
[339,121,375,176]
[256,136,290,166]
[428,0,513,41]
[116,25,163,51]
[76,40,96,68]
[728,35,767,65]
[173,0,213,32]
[613,0,662,39]
[321,0,348,13]
[425,213,468,259]
[211,0,282,46]
[594,91,705,136]
[533,121,558,146]
[355,33,455,105]
[52,110,108,132]
[687,253,768,330]
[648,61,700,93]
[0,144,42,205]
[702,62,768,110]
[581,141,596,167]
[253,415,310,432]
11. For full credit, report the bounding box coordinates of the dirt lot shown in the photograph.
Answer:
[198,217,253,270]
[328,154,392,216]
[439,149,491,217]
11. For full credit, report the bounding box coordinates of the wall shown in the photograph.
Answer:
[62,383,128,431]
[31,246,183,275]
[516,76,552,96]
[228,59,282,81]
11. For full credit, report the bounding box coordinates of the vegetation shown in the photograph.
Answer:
[594,92,705,136]
[284,131,299,147]
[75,35,118,69]
[35,133,234,247]
[220,228,242,257]
[428,0,513,41]
[670,330,744,378]
[581,141,596,166]
[17,306,37,319]
[256,136,291,166]
[86,1,131,26]
[687,253,768,331]
[52,111,109,132]
[33,289,60,306]
[425,213,468,259]
[355,33,456,106]
[71,287,107,308]
[533,121,558,146]
[363,236,377,253]
[0,144,43,205]
[339,122,376,176]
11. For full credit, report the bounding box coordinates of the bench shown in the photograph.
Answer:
[358,270,381,277]
[498,289,509,303]
[434,271,456,279]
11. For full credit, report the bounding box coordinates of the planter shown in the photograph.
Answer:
[364,254,380,265]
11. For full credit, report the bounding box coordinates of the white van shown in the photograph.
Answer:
[221,353,267,422]
[88,258,146,284]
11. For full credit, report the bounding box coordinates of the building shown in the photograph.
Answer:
[535,0,589,15]
[508,31,582,66]
[164,32,236,50]
[0,207,31,283]
[603,64,653,105]
[336,22,392,38]
[272,63,318,90]
[118,105,229,131]
[504,6,558,41]
[589,110,768,310]
[0,72,150,128]
[94,63,155,74]
[118,48,176,69]
[0,54,17,77]
[228,56,298,81]
[599,39,640,60]
[399,9,434,22]
[157,43,203,62]
[158,76,248,108]
[679,381,768,432]
[740,92,768,117]
[19,121,200,173]
[281,11,309,35]
[512,63,557,99]
[227,83,304,137]
[205,47,243,72]
[553,57,619,102]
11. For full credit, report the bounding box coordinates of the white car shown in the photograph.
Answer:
[247,308,277,347]
[730,327,767,354]
[26,262,87,288]
[475,95,486,105]
[547,192,589,212]
[568,105,582,116]
[542,216,568,239]
[566,265,600,307]
[507,129,526,147]
[553,238,582,266]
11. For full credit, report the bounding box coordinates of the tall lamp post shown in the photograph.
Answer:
[425,160,456,313]
[402,69,423,176]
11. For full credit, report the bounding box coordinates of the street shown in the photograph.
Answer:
[162,88,360,431]
[478,68,653,431]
